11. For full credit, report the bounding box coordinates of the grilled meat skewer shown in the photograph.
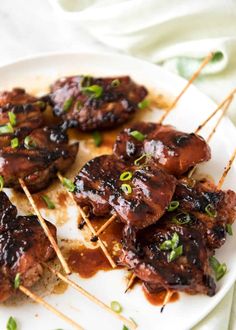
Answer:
[0,191,56,302]
[0,88,46,148]
[0,125,78,192]
[120,221,216,296]
[47,75,148,131]
[74,154,176,229]
[113,122,211,177]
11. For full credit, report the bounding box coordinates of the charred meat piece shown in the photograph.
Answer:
[113,122,211,177]
[0,88,46,148]
[74,154,176,228]
[48,75,148,131]
[0,125,78,192]
[0,191,56,302]
[173,178,236,249]
[121,221,216,296]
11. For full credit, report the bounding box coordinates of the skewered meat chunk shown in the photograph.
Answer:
[0,125,78,192]
[74,154,176,228]
[0,88,46,148]
[121,221,216,296]
[113,122,211,177]
[48,75,148,131]
[173,178,236,249]
[0,191,56,302]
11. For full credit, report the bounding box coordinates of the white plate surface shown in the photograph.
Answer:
[0,52,235,330]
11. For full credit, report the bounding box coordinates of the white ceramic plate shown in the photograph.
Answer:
[0,52,235,330]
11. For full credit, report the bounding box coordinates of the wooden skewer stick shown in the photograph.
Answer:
[217,148,236,190]
[160,290,174,313]
[158,52,214,124]
[125,273,137,293]
[45,264,136,330]
[195,89,236,134]
[206,95,234,143]
[19,285,83,330]
[188,94,234,179]
[91,214,117,241]
[57,173,116,269]
[18,178,71,275]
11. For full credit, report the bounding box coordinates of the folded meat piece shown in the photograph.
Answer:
[113,122,211,177]
[0,191,56,302]
[73,154,176,229]
[48,75,148,131]
[0,125,78,192]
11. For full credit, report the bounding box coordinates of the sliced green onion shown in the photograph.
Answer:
[121,183,132,195]
[14,273,21,289]
[81,75,92,87]
[41,195,55,209]
[134,153,150,166]
[172,212,191,225]
[0,175,4,192]
[226,224,233,236]
[0,122,14,135]
[34,100,46,109]
[24,136,37,149]
[11,137,19,149]
[6,316,17,330]
[92,131,102,147]
[120,171,132,181]
[168,245,183,263]
[122,326,129,330]
[160,240,172,251]
[111,79,120,88]
[209,256,227,281]
[130,130,145,142]
[60,177,75,192]
[63,97,74,112]
[171,232,179,249]
[110,301,122,313]
[82,85,103,98]
[138,99,150,109]
[76,100,83,111]
[8,111,16,126]
[205,204,217,218]
[167,201,179,212]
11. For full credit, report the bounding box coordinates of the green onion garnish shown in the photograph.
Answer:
[138,99,150,109]
[6,316,17,330]
[92,131,102,147]
[172,212,191,225]
[123,326,129,330]
[82,85,103,98]
[41,195,55,209]
[14,273,20,289]
[34,100,46,109]
[226,224,233,236]
[205,204,217,218]
[167,201,179,212]
[24,136,37,149]
[0,175,4,192]
[121,183,132,195]
[110,301,122,313]
[168,245,183,263]
[120,171,132,181]
[63,97,74,112]
[76,100,83,111]
[11,137,19,149]
[130,130,145,142]
[8,111,16,126]
[0,123,14,135]
[160,232,183,262]
[134,153,150,166]
[111,79,120,88]
[209,256,227,281]
[60,177,75,192]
